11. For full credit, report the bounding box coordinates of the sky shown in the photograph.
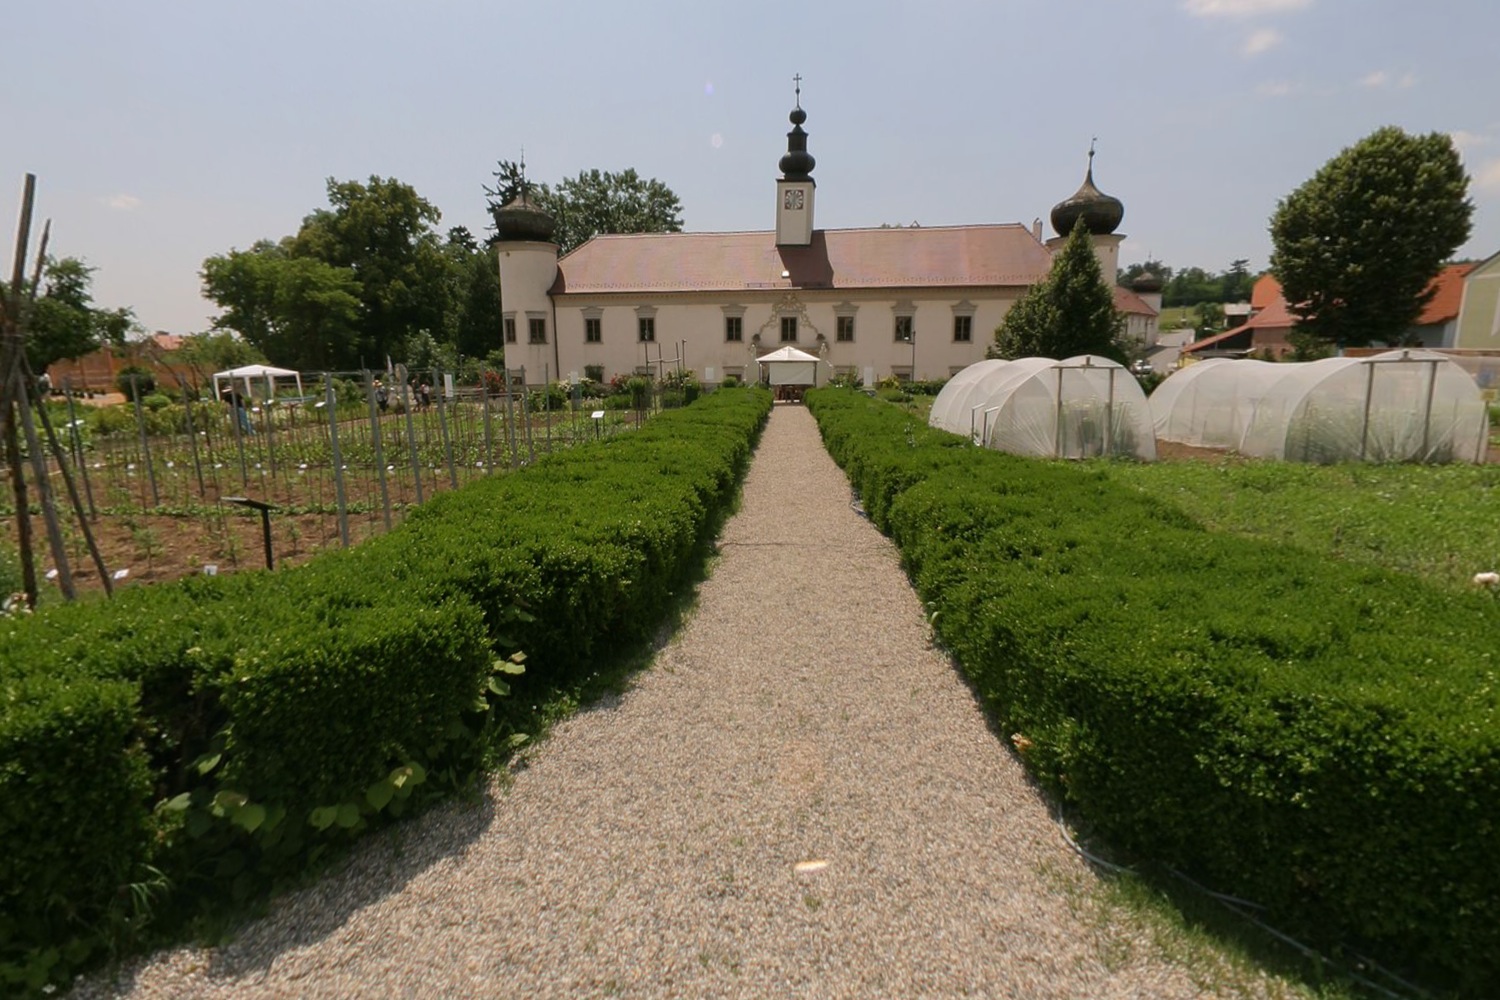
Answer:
[6,0,1500,335]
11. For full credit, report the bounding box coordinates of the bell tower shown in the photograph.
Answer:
[775,75,816,248]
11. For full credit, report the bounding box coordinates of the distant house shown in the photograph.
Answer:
[1180,274,1296,360]
[1182,265,1479,361]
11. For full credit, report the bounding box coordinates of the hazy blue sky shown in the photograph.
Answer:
[6,0,1499,334]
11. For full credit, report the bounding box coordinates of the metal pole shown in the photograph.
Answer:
[15,375,75,599]
[1104,367,1116,458]
[2,175,38,605]
[1054,366,1065,457]
[522,366,535,464]
[31,372,111,594]
[177,376,205,496]
[131,374,161,506]
[544,363,552,453]
[364,370,392,531]
[1420,359,1438,460]
[325,378,350,546]
[64,380,97,518]
[400,375,423,504]
[1358,360,1375,461]
[436,368,457,489]
[482,375,495,474]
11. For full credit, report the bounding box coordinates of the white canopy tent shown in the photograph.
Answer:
[929,356,1156,460]
[755,345,820,386]
[211,364,306,403]
[1151,351,1487,463]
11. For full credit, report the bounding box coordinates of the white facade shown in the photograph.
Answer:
[504,288,1022,385]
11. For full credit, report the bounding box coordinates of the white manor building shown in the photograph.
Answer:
[494,94,1158,387]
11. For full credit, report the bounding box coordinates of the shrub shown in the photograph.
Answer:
[141,393,172,412]
[0,387,773,993]
[807,386,1500,994]
[115,366,155,400]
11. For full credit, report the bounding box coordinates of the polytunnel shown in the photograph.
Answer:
[929,356,1156,460]
[1149,358,1285,450]
[1151,350,1488,463]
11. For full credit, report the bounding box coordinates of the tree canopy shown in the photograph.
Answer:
[485,161,683,255]
[991,220,1123,361]
[203,177,484,371]
[1270,126,1472,349]
[18,256,138,373]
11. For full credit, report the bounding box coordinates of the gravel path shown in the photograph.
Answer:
[79,404,1293,999]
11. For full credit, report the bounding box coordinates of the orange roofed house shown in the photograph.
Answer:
[1182,265,1478,361]
[494,92,1158,387]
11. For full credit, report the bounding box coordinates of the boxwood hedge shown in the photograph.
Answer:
[807,388,1499,995]
[0,387,770,994]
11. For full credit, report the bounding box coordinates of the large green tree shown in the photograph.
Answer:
[991,220,1123,361]
[485,161,683,255]
[293,176,452,367]
[203,177,463,370]
[201,239,361,370]
[1270,126,1472,349]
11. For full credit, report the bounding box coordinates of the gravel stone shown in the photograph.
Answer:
[76,404,1296,999]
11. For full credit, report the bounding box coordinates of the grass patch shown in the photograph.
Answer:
[1104,458,1500,590]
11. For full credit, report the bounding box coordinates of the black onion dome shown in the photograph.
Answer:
[779,106,816,180]
[1131,270,1163,293]
[493,190,556,242]
[1050,153,1124,238]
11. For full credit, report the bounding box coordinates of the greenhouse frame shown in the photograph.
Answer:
[1151,350,1488,463]
[929,356,1156,460]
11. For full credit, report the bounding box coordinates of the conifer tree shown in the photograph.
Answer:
[991,219,1122,360]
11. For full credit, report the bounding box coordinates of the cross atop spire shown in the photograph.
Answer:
[793,73,802,108]
[1089,136,1097,162]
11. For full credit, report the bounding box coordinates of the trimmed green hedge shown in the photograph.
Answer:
[807,387,1500,995]
[0,387,770,994]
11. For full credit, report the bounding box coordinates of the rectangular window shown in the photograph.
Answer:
[584,364,605,383]
[639,317,655,342]
[585,318,602,343]
[837,315,855,342]
[953,315,972,343]
[503,317,516,344]
[780,316,798,342]
[895,315,914,343]
[725,316,743,342]
[528,318,547,344]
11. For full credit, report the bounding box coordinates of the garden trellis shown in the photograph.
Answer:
[54,364,640,548]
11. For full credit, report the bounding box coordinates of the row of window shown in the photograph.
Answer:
[509,313,976,346]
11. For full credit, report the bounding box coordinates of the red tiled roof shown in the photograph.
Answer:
[1245,266,1473,328]
[1417,263,1476,324]
[1113,285,1158,316]
[552,225,1055,295]
[1250,273,1282,310]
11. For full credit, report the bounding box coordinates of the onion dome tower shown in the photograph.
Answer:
[776,75,816,247]
[1045,141,1127,280]
[493,188,557,244]
[494,156,560,373]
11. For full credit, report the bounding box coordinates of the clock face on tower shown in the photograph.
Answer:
[783,188,805,210]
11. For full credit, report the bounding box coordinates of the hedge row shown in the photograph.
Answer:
[807,388,1500,995]
[0,387,771,994]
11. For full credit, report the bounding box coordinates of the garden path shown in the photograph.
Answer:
[80,403,1294,999]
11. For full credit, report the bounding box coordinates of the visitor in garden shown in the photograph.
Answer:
[375,379,389,412]
[221,387,253,434]
[419,381,432,410]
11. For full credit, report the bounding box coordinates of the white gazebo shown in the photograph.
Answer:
[211,364,305,403]
[755,345,821,386]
